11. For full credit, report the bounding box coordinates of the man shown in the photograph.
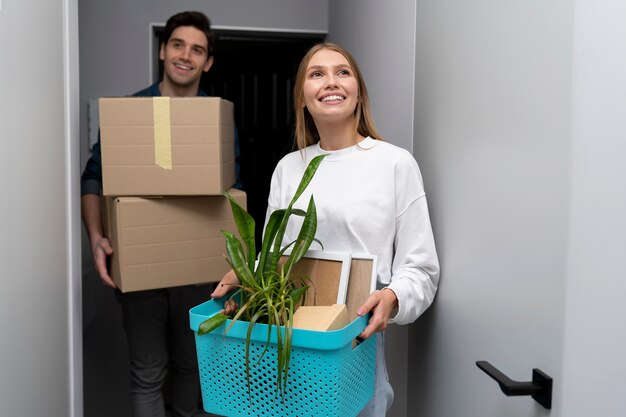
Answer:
[81,11,220,417]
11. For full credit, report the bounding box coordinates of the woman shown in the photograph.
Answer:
[212,43,439,416]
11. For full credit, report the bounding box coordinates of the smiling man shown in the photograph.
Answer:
[81,11,221,417]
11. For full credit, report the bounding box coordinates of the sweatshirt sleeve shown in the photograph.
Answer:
[386,155,440,325]
[81,134,103,196]
[386,195,440,325]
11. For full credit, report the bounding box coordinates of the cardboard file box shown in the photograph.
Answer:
[103,189,246,292]
[99,97,235,196]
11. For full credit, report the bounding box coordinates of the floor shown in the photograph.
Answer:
[82,272,132,417]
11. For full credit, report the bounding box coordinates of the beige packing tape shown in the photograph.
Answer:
[153,97,172,170]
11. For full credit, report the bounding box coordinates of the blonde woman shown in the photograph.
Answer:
[213,43,439,416]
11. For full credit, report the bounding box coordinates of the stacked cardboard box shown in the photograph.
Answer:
[99,97,244,292]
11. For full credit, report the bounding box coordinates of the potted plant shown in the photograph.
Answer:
[198,154,327,397]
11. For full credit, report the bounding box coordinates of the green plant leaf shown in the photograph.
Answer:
[288,154,327,206]
[289,286,309,306]
[312,237,324,250]
[256,209,286,278]
[282,298,295,396]
[222,191,256,270]
[270,154,327,274]
[282,196,317,277]
[290,208,307,217]
[222,230,255,286]
[197,313,229,336]
[277,240,296,258]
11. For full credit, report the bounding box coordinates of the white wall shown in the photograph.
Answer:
[562,1,626,416]
[327,2,418,417]
[410,1,573,416]
[0,0,80,416]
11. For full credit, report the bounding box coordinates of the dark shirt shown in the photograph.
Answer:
[81,82,241,195]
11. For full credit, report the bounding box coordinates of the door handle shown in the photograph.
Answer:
[476,360,552,409]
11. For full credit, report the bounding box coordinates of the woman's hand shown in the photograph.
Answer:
[211,269,240,315]
[356,288,399,339]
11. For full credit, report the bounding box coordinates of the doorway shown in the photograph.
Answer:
[154,27,325,245]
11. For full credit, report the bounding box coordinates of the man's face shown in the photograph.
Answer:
[160,26,213,88]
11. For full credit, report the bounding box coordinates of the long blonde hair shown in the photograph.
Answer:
[293,43,382,150]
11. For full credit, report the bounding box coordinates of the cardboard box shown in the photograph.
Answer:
[292,304,349,331]
[103,189,246,292]
[99,97,235,196]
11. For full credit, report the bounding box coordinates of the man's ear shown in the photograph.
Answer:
[159,43,165,61]
[203,56,214,73]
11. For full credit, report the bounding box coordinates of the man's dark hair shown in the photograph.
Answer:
[161,11,216,56]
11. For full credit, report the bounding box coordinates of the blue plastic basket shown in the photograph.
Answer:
[189,299,376,417]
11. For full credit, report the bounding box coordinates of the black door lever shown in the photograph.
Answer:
[476,360,552,409]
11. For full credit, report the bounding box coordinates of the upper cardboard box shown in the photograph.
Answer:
[99,97,235,196]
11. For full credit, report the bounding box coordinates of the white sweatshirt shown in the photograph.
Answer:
[266,137,440,325]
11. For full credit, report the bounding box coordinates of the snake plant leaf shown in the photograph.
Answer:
[288,154,327,206]
[282,196,317,278]
[222,230,255,286]
[249,308,273,369]
[225,300,250,334]
[277,240,296,259]
[270,154,327,275]
[222,191,256,270]
[290,208,307,217]
[289,286,308,306]
[271,307,284,394]
[282,298,295,395]
[257,209,286,278]
[312,238,324,250]
[198,313,229,336]
[240,307,268,402]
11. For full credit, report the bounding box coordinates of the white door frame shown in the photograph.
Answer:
[64,0,82,416]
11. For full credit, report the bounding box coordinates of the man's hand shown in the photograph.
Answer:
[82,193,116,288]
[357,288,399,339]
[90,235,116,288]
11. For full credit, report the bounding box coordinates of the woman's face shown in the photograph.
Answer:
[302,48,359,124]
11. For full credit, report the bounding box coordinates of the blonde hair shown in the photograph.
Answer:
[293,43,382,150]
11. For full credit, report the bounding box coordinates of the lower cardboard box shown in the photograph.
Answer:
[103,188,246,292]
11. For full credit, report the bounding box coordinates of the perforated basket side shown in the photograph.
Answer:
[195,329,376,417]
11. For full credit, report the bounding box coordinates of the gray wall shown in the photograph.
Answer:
[0,0,80,416]
[561,1,626,415]
[327,2,419,417]
[328,0,417,152]
[411,0,626,416]
[410,0,573,414]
